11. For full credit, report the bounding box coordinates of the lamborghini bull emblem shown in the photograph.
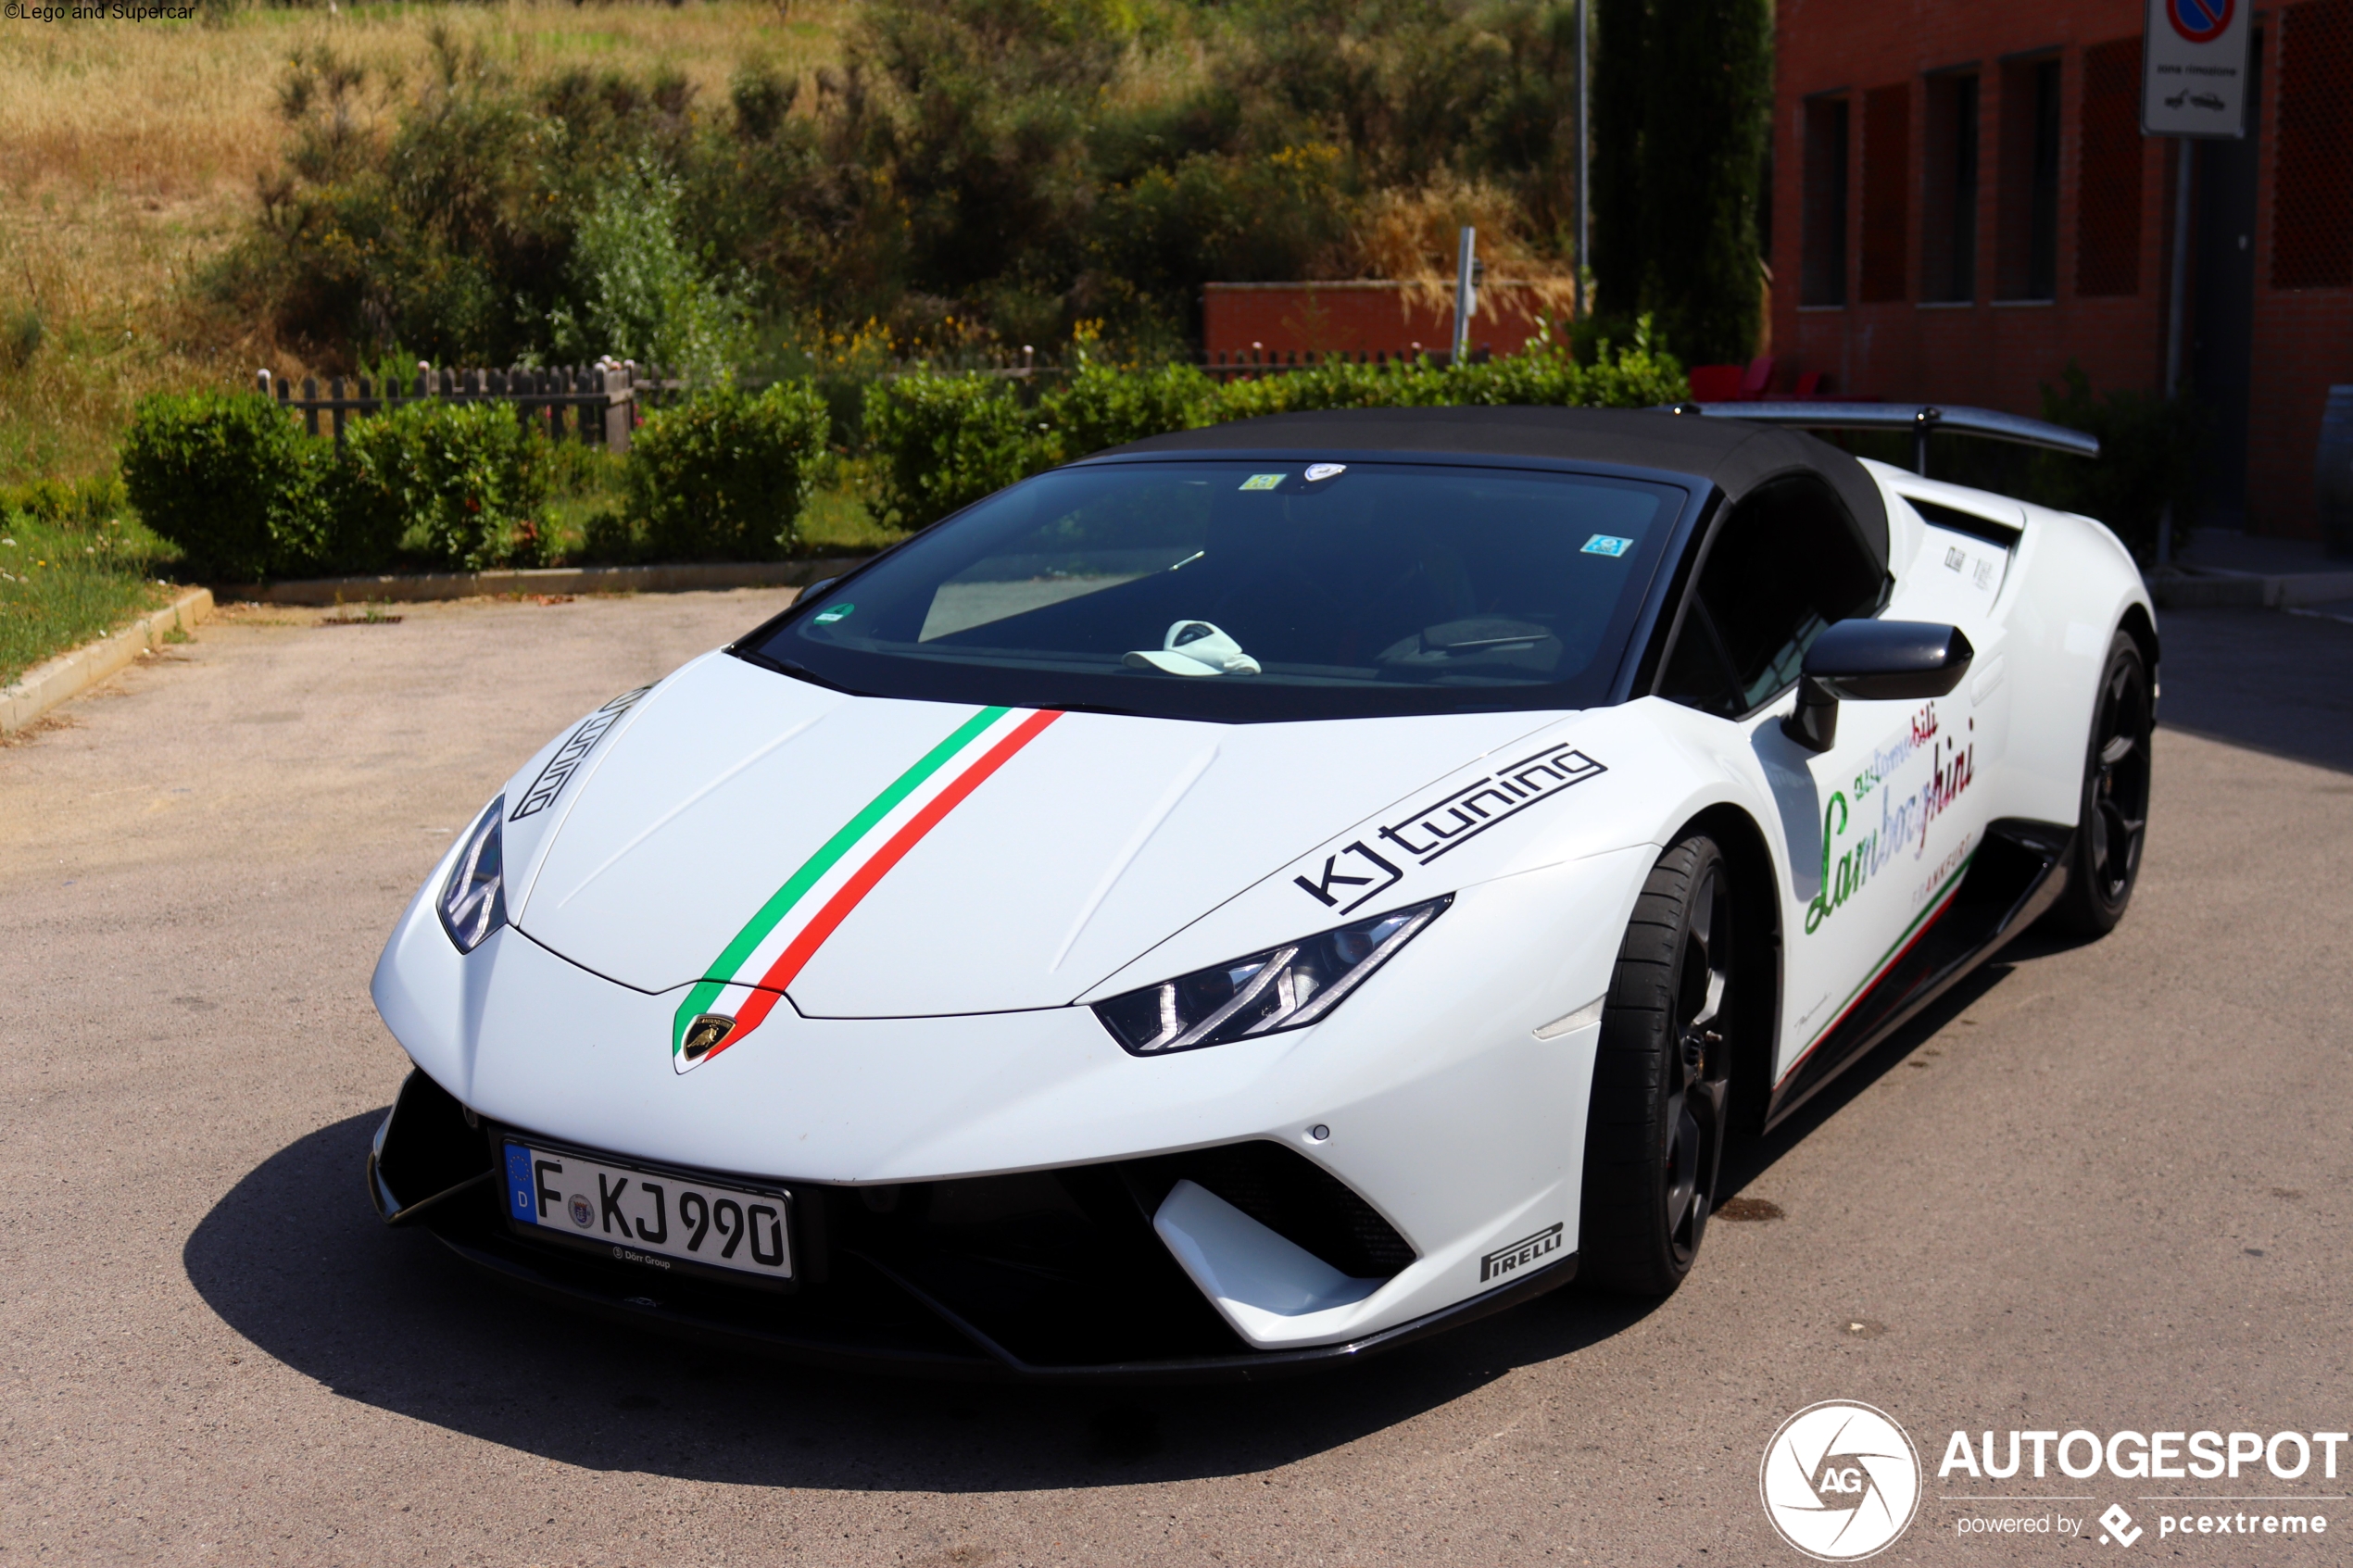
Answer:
[680,1013,736,1063]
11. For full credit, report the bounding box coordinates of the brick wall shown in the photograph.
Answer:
[1201,282,1558,363]
[1772,0,2352,537]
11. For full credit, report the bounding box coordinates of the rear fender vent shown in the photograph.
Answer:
[1123,1142,1416,1279]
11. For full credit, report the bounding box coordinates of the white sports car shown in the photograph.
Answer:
[367,406,2155,1379]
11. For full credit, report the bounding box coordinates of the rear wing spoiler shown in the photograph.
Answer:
[1655,402,2101,474]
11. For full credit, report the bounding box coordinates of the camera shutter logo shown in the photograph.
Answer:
[1759,1401,1922,1561]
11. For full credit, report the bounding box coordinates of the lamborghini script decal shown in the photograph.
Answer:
[511,686,652,821]
[669,706,1064,1072]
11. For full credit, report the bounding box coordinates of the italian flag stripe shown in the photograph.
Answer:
[672,705,1063,1068]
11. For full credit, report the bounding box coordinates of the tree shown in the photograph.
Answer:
[1590,0,1771,364]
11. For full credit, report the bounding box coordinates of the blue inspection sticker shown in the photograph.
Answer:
[812,602,855,624]
[1581,534,1635,558]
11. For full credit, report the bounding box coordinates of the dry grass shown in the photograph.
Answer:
[1350,176,1582,319]
[0,0,853,485]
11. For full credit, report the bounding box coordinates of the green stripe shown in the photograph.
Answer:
[673,706,1009,1036]
[1797,849,1977,1056]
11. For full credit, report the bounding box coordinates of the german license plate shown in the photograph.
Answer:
[502,1140,792,1283]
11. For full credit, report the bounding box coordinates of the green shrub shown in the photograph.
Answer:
[1039,359,1219,461]
[343,400,548,571]
[849,333,1692,545]
[862,371,1049,530]
[859,333,1687,526]
[622,382,831,560]
[2025,362,2204,562]
[120,391,329,581]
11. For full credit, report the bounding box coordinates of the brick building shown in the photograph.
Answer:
[1770,0,2352,536]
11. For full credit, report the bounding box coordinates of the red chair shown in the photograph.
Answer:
[1736,355,1778,399]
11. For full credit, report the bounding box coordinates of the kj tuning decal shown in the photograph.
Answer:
[669,705,1064,1072]
[510,685,652,821]
[1294,743,1606,910]
[1378,743,1606,864]
[1294,840,1404,914]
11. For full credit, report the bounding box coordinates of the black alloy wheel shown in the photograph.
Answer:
[1580,833,1737,1295]
[2049,631,2153,935]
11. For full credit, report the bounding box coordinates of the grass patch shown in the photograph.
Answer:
[0,485,181,689]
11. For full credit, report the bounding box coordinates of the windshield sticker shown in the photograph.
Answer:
[669,705,1066,1073]
[1581,533,1634,558]
[1376,743,1607,866]
[1304,463,1347,483]
[510,685,652,822]
[1238,473,1287,491]
[812,602,855,625]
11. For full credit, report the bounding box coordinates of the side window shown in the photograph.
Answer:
[1656,478,1887,717]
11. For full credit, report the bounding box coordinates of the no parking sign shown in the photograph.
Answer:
[2142,0,2253,137]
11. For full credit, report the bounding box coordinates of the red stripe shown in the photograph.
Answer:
[699,709,1063,1064]
[1772,879,1964,1090]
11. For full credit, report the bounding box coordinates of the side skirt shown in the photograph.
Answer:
[1764,819,2072,1131]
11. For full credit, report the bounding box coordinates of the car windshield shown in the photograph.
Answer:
[745,459,1687,721]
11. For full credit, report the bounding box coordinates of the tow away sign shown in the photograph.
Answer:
[2143,0,2253,137]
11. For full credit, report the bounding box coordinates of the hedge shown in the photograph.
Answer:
[863,328,1691,528]
[119,335,1691,576]
[623,382,831,560]
[342,401,549,572]
[120,392,328,581]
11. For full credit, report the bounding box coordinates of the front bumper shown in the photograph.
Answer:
[370,1068,1576,1382]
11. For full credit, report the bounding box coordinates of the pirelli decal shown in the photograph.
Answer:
[511,686,651,821]
[1379,744,1606,865]
[1480,1222,1565,1283]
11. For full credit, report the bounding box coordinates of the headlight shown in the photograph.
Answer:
[1094,896,1451,1055]
[438,797,508,954]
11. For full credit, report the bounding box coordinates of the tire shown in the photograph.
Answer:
[2045,631,2153,936]
[1579,833,1737,1296]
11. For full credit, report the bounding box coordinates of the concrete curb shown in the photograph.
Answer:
[224,556,871,607]
[2,586,216,736]
[2148,567,2353,609]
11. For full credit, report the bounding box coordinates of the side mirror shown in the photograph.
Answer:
[1782,620,1974,753]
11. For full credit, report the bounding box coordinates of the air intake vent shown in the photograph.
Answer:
[1126,1142,1416,1278]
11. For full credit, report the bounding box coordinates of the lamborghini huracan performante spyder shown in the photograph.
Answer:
[368,406,2156,1380]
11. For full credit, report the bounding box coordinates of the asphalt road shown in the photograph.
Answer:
[2,596,2347,1567]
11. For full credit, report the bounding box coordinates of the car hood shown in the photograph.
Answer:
[510,652,1566,1016]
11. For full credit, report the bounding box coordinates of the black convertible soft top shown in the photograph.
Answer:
[1095,405,1891,573]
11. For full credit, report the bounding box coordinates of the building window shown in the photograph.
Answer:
[2076,37,2145,296]
[2272,0,2353,289]
[1997,56,2063,300]
[1922,73,1981,302]
[1802,95,1851,306]
[1859,83,1911,302]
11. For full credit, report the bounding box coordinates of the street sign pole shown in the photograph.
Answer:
[2160,144,2193,567]
[2142,0,2254,566]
